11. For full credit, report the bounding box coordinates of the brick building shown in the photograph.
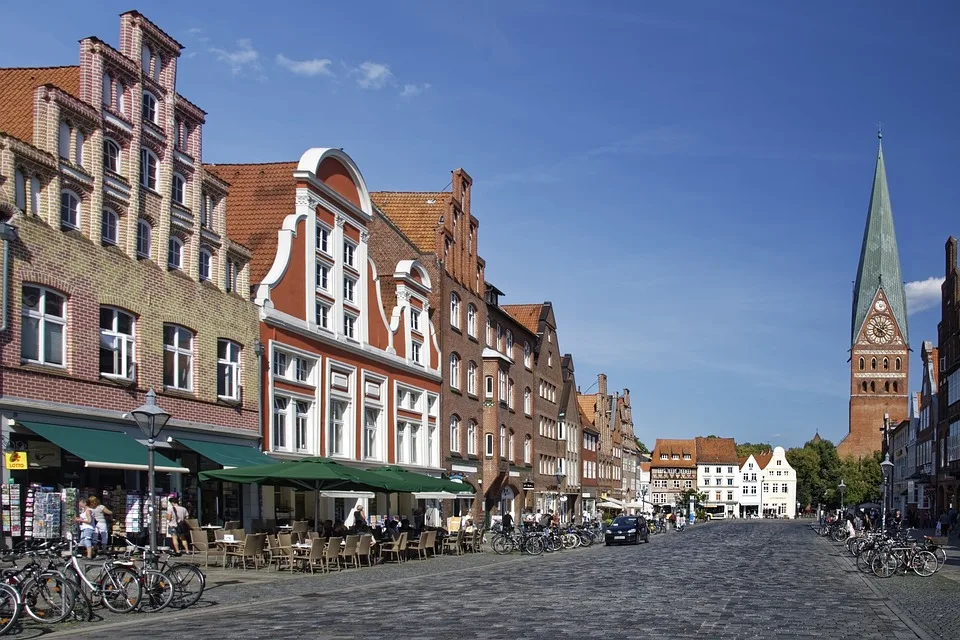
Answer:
[936,237,960,514]
[577,374,624,506]
[0,12,262,533]
[579,394,599,516]
[650,439,696,511]
[208,148,444,525]
[558,354,582,520]
[842,137,909,459]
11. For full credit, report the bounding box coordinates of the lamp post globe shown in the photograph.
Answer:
[130,389,171,555]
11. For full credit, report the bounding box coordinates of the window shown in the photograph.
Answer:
[198,249,212,281]
[467,420,477,456]
[858,357,864,371]
[883,357,889,370]
[75,130,85,167]
[782,484,788,493]
[315,300,330,329]
[524,387,532,415]
[485,376,493,398]
[343,277,356,303]
[141,43,151,72]
[896,358,902,371]
[273,351,287,377]
[58,121,70,159]
[450,293,461,329]
[467,361,477,395]
[410,309,420,332]
[499,426,506,459]
[174,117,183,149]
[217,339,241,399]
[524,342,532,368]
[272,396,289,450]
[343,313,357,339]
[172,174,185,205]
[498,370,507,402]
[116,81,126,114]
[449,353,461,389]
[329,399,348,456]
[496,324,502,351]
[506,330,513,356]
[411,341,422,364]
[508,378,515,409]
[14,170,26,210]
[485,433,494,457]
[98,307,135,379]
[136,219,151,258]
[450,415,461,453]
[486,317,493,346]
[315,262,329,291]
[524,435,532,464]
[142,92,158,124]
[103,139,121,173]
[409,423,420,464]
[168,237,183,270]
[548,353,553,367]
[295,401,309,451]
[101,209,118,245]
[200,193,213,229]
[467,304,477,337]
[226,259,241,294]
[294,357,311,382]
[21,286,65,366]
[316,224,330,254]
[727,491,734,501]
[139,148,157,190]
[509,431,515,461]
[30,176,40,215]
[363,407,380,460]
[60,191,79,229]
[102,73,112,106]
[162,325,193,390]
[343,241,356,268]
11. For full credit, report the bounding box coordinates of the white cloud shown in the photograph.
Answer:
[905,277,944,314]
[400,83,431,97]
[276,54,334,77]
[209,39,260,75]
[353,61,392,89]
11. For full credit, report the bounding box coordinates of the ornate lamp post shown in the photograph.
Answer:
[838,479,846,513]
[880,453,894,531]
[130,389,171,555]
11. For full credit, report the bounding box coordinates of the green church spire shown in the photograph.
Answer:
[851,133,908,345]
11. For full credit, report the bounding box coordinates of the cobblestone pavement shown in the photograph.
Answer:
[39,521,942,639]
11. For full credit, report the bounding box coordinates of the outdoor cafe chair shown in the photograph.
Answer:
[459,531,474,553]
[225,533,265,570]
[304,537,326,574]
[292,521,309,534]
[408,533,430,561]
[265,534,287,571]
[356,534,375,567]
[442,531,460,556]
[190,529,214,568]
[381,532,408,564]
[308,531,320,541]
[339,535,360,569]
[472,528,484,553]
[186,518,200,532]
[423,530,438,557]
[224,520,241,530]
[321,536,342,573]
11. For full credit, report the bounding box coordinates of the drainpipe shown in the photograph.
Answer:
[0,221,17,333]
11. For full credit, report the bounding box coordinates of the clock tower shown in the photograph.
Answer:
[842,134,909,459]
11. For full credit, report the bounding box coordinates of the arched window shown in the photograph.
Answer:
[103,139,121,173]
[862,381,868,392]
[884,381,890,392]
[141,43,152,72]
[172,173,186,205]
[871,358,877,370]
[870,381,876,393]
[198,248,212,281]
[59,191,80,229]
[101,209,118,245]
[883,358,889,370]
[523,435,532,464]
[524,387,532,415]
[450,293,461,329]
[466,361,477,395]
[508,378,515,409]
[449,415,461,453]
[102,73,112,106]
[142,92,158,124]
[524,342,532,368]
[167,236,183,270]
[499,425,506,459]
[58,121,71,159]
[139,148,158,190]
[467,304,477,337]
[893,381,898,393]
[449,353,461,390]
[116,81,126,114]
[896,358,901,371]
[858,357,864,371]
[136,219,152,258]
[466,421,477,455]
[508,430,515,461]
[14,169,25,210]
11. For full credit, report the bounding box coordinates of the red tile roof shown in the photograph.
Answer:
[502,304,542,335]
[0,67,80,143]
[204,162,298,284]
[651,439,697,468]
[694,437,739,464]
[755,452,774,470]
[370,191,448,253]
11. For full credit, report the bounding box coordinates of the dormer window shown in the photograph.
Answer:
[672,454,679,460]
[683,454,691,460]
[660,454,668,460]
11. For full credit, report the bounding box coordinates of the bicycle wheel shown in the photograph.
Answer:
[524,537,544,556]
[0,583,22,636]
[138,569,174,613]
[167,564,205,610]
[62,580,93,622]
[491,535,512,555]
[21,574,75,624]
[929,546,947,570]
[871,552,896,578]
[912,550,938,577]
[99,566,141,613]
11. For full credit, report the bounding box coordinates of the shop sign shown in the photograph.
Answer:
[522,480,535,490]
[4,452,27,470]
[448,473,466,482]
[28,441,61,468]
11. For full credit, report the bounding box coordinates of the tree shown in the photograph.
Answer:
[736,442,772,458]
[676,488,707,510]
[784,437,881,510]
[634,437,650,455]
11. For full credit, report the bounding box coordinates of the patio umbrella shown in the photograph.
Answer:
[200,457,401,530]
[367,466,476,494]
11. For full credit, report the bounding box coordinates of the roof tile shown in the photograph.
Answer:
[694,437,739,464]
[651,439,697,468]
[0,67,80,143]
[370,191,448,253]
[502,304,542,335]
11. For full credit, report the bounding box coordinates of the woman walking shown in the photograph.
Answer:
[88,495,112,550]
[75,498,96,559]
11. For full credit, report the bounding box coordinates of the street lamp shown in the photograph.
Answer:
[641,486,648,515]
[838,479,846,513]
[555,471,566,524]
[130,389,171,555]
[880,453,894,531]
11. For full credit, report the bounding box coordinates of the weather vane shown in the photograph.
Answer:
[877,122,883,140]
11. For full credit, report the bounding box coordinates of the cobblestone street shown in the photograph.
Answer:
[36,521,953,639]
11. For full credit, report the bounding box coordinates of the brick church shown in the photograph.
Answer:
[839,134,909,459]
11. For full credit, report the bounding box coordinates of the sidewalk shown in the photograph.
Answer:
[911,527,960,583]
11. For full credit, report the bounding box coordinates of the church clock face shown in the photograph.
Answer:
[874,300,887,312]
[867,315,894,344]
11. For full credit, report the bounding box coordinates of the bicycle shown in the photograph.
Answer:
[117,538,205,610]
[59,549,142,613]
[0,582,22,636]
[0,544,78,624]
[871,542,938,578]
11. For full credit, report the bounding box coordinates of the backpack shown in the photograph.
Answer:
[173,506,190,537]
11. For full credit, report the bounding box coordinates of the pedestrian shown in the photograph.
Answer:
[165,496,188,555]
[893,510,903,529]
[352,506,367,532]
[87,495,112,549]
[938,510,951,537]
[502,509,514,533]
[74,498,96,559]
[540,509,553,529]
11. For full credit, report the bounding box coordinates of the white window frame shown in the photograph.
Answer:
[410,308,421,333]
[467,361,477,396]
[315,261,330,292]
[315,300,330,330]
[20,286,66,367]
[75,130,85,168]
[58,121,70,159]
[139,147,158,191]
[467,421,477,455]
[198,248,212,282]
[172,173,186,205]
[524,435,532,464]
[316,223,331,255]
[524,342,532,368]
[485,376,494,399]
[60,190,80,230]
[343,313,357,340]
[168,236,184,270]
[101,209,119,245]
[485,433,494,457]
[326,361,355,458]
[449,353,461,389]
[362,373,385,461]
[99,306,135,380]
[450,415,461,453]
[142,91,158,124]
[136,219,152,258]
[411,340,422,364]
[343,240,356,269]
[217,339,241,400]
[343,276,356,304]
[103,139,121,173]
[272,396,290,451]
[499,426,506,459]
[295,400,311,452]
[163,325,193,391]
[450,293,461,329]
[467,304,477,338]
[524,388,532,415]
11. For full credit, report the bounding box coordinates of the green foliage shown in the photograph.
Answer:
[736,442,772,458]
[785,437,882,509]
[634,437,650,455]
[676,488,707,508]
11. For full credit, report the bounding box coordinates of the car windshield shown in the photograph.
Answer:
[612,517,637,526]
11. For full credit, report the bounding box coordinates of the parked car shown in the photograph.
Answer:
[604,516,649,545]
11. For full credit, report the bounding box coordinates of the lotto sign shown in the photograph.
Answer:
[4,452,27,470]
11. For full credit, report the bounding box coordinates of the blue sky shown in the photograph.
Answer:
[3,1,959,449]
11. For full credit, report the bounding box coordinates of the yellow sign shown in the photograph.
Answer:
[4,451,27,470]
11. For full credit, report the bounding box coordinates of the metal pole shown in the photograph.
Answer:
[148,438,157,554]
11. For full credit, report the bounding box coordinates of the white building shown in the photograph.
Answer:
[695,437,740,517]
[738,453,768,517]
[759,446,797,518]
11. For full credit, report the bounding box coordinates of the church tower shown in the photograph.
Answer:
[841,134,909,458]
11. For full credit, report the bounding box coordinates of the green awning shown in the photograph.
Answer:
[177,438,268,469]
[22,422,188,473]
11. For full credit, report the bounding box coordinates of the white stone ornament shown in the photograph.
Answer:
[874,300,887,312]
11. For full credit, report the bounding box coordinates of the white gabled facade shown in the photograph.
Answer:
[739,454,762,517]
[759,446,797,519]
